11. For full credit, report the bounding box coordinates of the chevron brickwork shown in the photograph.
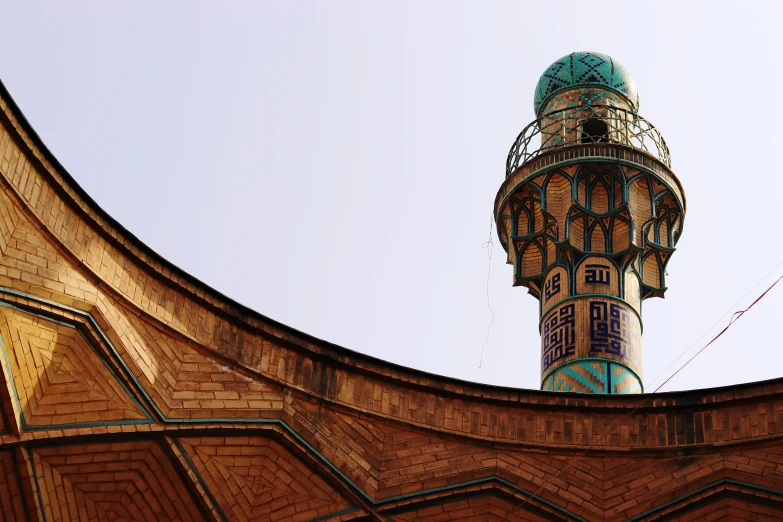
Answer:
[0,63,778,521]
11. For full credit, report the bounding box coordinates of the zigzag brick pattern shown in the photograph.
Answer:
[29,441,204,521]
[176,436,353,521]
[391,495,551,521]
[0,65,779,520]
[0,307,148,429]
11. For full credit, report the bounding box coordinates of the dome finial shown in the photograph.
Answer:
[533,52,639,115]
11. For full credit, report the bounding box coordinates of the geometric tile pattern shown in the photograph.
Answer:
[28,441,204,521]
[175,436,353,521]
[612,364,643,394]
[542,360,642,394]
[542,360,607,393]
[0,307,151,430]
[534,51,639,114]
[538,291,644,387]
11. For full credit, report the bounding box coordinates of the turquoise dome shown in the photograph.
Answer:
[533,52,639,115]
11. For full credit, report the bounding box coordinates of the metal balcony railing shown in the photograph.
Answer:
[506,105,671,177]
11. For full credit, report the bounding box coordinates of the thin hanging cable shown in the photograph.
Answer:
[498,270,783,521]
[479,215,495,368]
[645,258,783,390]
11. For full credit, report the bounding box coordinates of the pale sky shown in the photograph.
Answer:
[1,1,781,392]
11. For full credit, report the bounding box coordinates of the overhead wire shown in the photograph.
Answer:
[645,257,783,391]
[479,215,495,368]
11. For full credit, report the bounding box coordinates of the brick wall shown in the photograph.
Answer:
[0,80,780,520]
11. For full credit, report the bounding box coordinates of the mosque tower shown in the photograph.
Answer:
[494,52,686,394]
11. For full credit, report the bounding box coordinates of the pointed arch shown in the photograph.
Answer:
[543,170,572,242]
[516,239,546,280]
[641,250,664,290]
[565,208,586,251]
[587,219,610,253]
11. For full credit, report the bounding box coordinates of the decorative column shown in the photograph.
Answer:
[494,52,686,394]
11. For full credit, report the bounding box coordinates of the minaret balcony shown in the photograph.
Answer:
[506,105,671,177]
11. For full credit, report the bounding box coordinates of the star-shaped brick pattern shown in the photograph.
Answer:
[177,436,353,521]
[30,441,203,521]
[0,308,149,429]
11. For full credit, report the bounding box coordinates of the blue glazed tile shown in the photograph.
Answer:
[533,52,639,115]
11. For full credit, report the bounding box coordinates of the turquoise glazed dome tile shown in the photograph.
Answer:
[533,52,639,115]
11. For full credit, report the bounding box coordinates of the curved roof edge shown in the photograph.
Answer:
[0,77,774,408]
[0,78,289,333]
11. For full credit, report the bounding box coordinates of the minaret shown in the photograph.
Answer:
[494,52,686,394]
